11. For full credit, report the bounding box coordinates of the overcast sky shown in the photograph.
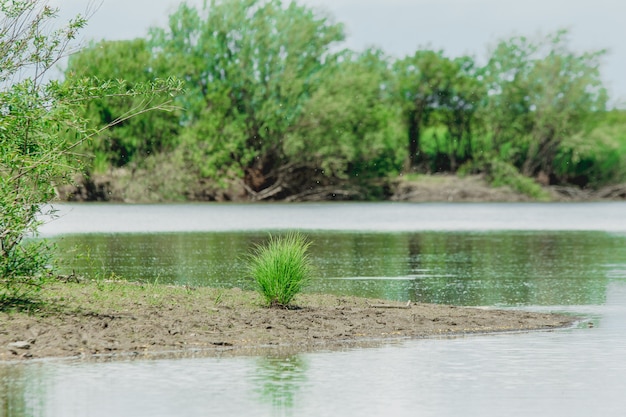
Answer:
[51,0,625,107]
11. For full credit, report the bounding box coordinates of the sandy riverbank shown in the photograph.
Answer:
[1,281,577,361]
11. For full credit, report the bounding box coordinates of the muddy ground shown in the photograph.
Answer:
[391,175,626,202]
[391,175,533,202]
[58,169,626,203]
[0,282,577,361]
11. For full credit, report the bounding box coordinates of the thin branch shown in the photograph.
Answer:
[8,99,179,184]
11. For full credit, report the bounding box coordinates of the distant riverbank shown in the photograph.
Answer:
[57,172,626,204]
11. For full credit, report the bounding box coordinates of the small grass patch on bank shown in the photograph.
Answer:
[247,232,313,308]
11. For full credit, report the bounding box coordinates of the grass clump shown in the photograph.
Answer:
[247,232,313,308]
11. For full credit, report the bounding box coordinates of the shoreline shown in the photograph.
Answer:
[1,281,579,362]
[56,173,626,204]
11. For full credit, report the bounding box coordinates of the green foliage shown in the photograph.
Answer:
[149,0,345,195]
[247,232,313,308]
[481,29,607,179]
[60,2,622,199]
[554,116,626,187]
[285,50,405,180]
[393,50,455,168]
[0,1,87,306]
[0,238,53,307]
[65,39,182,171]
[392,51,485,171]
[486,159,550,200]
[0,1,180,307]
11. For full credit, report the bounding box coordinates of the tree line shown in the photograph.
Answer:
[65,0,625,201]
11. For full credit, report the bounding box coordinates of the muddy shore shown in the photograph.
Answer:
[0,282,577,361]
[57,171,626,203]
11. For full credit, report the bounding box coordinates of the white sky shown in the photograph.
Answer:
[52,0,625,107]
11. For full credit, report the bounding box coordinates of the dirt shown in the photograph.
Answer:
[391,174,626,202]
[390,175,533,202]
[0,282,578,361]
[57,168,626,203]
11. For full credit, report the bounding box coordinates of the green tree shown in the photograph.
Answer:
[393,50,456,170]
[0,1,179,306]
[65,39,181,171]
[148,0,345,198]
[554,111,626,187]
[434,56,484,171]
[393,51,484,173]
[481,30,607,181]
[283,50,404,200]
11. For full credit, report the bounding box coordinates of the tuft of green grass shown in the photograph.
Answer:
[247,232,313,308]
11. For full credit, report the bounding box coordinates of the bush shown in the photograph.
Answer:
[0,1,180,308]
[247,232,313,308]
[487,159,550,200]
[0,239,53,308]
[554,125,626,188]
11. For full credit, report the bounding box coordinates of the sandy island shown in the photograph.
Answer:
[0,281,578,361]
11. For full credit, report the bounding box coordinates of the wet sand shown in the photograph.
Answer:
[0,282,577,361]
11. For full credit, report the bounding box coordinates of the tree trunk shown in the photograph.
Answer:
[408,109,420,169]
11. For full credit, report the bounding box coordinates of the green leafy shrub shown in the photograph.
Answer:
[0,239,53,308]
[247,232,313,308]
[0,1,180,308]
[554,124,626,187]
[487,159,550,200]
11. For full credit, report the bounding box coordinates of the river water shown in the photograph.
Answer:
[2,202,626,416]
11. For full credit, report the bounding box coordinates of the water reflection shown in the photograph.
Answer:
[0,355,309,417]
[52,231,625,307]
[0,364,46,417]
[1,365,26,417]
[252,355,308,414]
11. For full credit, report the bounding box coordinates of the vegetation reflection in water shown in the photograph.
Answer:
[0,364,46,417]
[253,355,308,411]
[0,365,25,415]
[52,230,626,307]
[0,354,308,417]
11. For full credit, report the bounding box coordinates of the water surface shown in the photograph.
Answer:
[3,202,625,417]
[52,230,621,307]
[40,202,626,235]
